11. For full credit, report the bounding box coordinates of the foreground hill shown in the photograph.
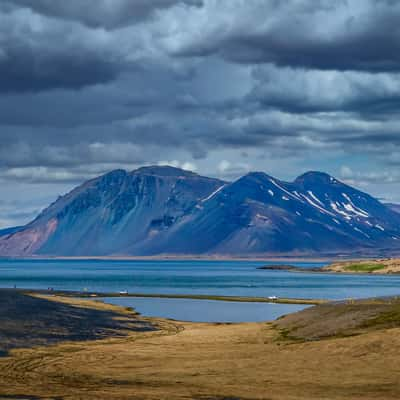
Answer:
[1,166,400,256]
[2,291,400,399]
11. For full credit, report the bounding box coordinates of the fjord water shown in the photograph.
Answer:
[2,259,400,299]
[2,259,400,322]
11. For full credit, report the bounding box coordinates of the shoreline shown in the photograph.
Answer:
[3,253,400,262]
[9,288,327,305]
[0,254,335,262]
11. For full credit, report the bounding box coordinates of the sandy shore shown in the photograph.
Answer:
[1,291,400,399]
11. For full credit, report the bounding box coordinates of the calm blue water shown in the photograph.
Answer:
[100,297,309,323]
[2,258,400,322]
[0,258,400,300]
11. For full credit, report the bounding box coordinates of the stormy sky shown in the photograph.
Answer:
[1,0,400,228]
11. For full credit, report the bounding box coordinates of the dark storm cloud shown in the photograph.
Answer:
[173,0,400,73]
[7,0,203,29]
[248,66,400,115]
[0,44,118,93]
[0,7,125,92]
[1,0,400,188]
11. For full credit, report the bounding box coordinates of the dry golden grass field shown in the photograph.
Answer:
[1,291,400,400]
[323,258,400,274]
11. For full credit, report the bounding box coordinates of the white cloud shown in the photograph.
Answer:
[157,160,197,172]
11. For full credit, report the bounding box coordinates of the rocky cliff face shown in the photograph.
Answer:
[0,166,224,256]
[144,171,400,255]
[1,167,400,256]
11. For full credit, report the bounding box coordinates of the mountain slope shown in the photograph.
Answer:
[145,171,400,255]
[1,167,400,256]
[385,203,400,214]
[0,166,225,256]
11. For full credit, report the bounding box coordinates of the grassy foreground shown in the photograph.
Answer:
[1,291,400,399]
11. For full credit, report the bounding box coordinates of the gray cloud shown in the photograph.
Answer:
[4,0,400,95]
[172,0,400,73]
[249,66,400,115]
[2,0,400,226]
[0,7,125,92]
[6,0,203,28]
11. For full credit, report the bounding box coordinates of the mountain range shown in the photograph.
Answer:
[1,165,400,257]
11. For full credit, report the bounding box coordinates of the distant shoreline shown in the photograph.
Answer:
[2,253,399,263]
[0,254,339,263]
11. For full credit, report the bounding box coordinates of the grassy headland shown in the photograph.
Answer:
[343,262,386,273]
[323,259,400,274]
[259,258,400,274]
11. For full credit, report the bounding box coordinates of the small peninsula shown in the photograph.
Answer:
[259,258,400,274]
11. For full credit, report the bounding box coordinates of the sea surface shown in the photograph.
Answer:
[1,258,400,322]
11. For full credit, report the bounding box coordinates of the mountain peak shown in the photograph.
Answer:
[101,169,127,178]
[295,171,338,185]
[241,171,274,182]
[2,166,400,257]
[131,165,197,178]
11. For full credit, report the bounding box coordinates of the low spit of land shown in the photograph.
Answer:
[1,290,400,399]
[259,257,400,274]
[15,288,325,305]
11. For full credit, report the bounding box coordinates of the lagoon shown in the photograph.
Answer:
[100,296,309,322]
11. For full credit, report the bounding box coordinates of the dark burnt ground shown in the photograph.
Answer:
[0,290,156,356]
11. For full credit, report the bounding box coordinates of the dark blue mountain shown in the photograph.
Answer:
[0,226,23,236]
[0,166,224,256]
[146,171,400,255]
[386,203,400,214]
[1,167,400,256]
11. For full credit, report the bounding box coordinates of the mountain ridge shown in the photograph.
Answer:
[1,166,400,257]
